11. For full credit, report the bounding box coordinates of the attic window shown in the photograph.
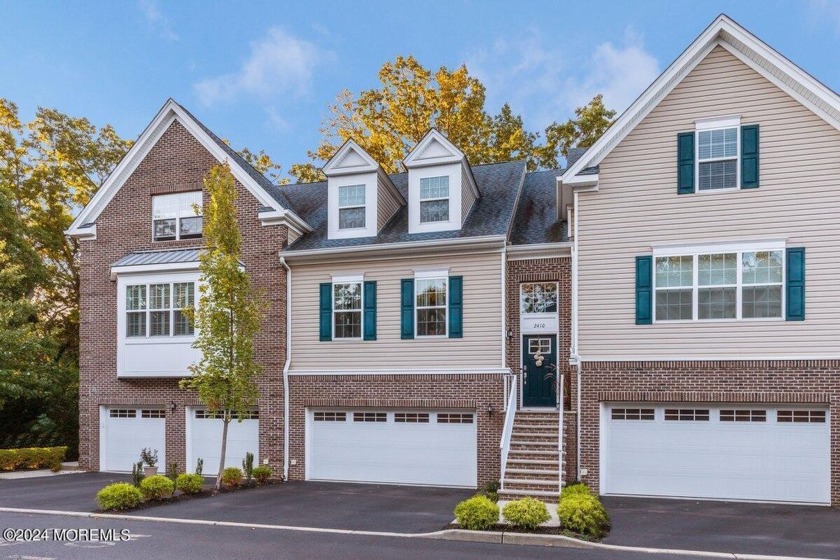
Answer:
[419,176,449,223]
[338,185,366,229]
[153,192,202,241]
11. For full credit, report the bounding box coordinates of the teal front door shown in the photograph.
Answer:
[522,335,557,408]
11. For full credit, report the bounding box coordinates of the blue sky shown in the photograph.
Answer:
[3,1,839,180]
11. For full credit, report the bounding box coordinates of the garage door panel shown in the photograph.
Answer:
[101,408,166,472]
[308,410,477,487]
[187,408,259,476]
[605,404,830,504]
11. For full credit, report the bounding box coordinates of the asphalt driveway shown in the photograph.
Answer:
[122,480,473,533]
[0,474,472,534]
[602,496,840,559]
[0,472,130,512]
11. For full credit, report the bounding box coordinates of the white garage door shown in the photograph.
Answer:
[186,408,259,476]
[100,407,166,472]
[603,404,830,504]
[307,410,477,487]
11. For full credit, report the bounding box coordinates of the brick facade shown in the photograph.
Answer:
[78,120,288,475]
[505,256,578,483]
[578,360,840,505]
[287,374,505,485]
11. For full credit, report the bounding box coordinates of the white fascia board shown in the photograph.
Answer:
[323,138,379,176]
[565,174,599,188]
[281,234,507,261]
[110,261,201,280]
[258,208,313,236]
[561,14,840,184]
[506,242,573,261]
[403,129,465,168]
[68,99,311,237]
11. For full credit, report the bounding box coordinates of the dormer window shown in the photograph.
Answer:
[338,185,366,229]
[153,192,202,241]
[419,176,450,223]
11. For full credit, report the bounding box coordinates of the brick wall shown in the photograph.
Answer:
[579,360,840,504]
[287,373,505,486]
[78,119,288,475]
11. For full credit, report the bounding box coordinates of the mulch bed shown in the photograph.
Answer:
[97,479,283,514]
[445,523,601,541]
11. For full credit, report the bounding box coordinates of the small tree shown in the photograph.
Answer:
[180,162,264,490]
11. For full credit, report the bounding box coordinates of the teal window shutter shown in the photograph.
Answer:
[786,247,805,321]
[448,276,463,338]
[677,132,695,195]
[741,125,759,189]
[635,256,653,325]
[319,283,332,341]
[400,279,414,339]
[363,281,377,340]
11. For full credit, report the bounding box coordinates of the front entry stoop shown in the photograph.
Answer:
[498,410,564,502]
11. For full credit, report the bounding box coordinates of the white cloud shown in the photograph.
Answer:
[466,28,659,129]
[137,0,178,41]
[194,27,327,106]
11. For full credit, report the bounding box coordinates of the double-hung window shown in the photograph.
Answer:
[654,249,783,321]
[153,192,203,241]
[126,281,196,337]
[697,127,738,190]
[416,277,447,336]
[419,176,449,223]
[333,281,362,339]
[338,185,366,230]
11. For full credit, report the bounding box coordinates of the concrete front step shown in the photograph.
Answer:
[505,469,560,480]
[507,459,560,467]
[498,489,559,502]
[503,477,560,487]
[508,450,559,459]
[511,431,557,439]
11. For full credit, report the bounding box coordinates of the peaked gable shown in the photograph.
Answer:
[322,139,379,176]
[562,14,840,184]
[67,99,311,239]
[404,129,464,168]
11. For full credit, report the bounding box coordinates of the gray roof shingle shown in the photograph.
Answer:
[277,160,527,252]
[509,169,569,246]
[112,248,201,267]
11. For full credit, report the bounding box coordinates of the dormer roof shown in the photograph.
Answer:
[323,138,380,176]
[403,128,480,200]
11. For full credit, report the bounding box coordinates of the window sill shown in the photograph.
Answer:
[652,317,784,324]
[125,336,197,344]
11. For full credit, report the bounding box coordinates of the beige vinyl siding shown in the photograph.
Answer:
[377,175,402,231]
[290,250,503,369]
[461,165,476,224]
[578,45,840,359]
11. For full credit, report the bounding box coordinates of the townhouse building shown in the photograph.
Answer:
[67,14,840,506]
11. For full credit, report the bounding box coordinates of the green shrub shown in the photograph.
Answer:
[221,467,243,489]
[503,497,551,530]
[97,483,143,511]
[0,447,67,472]
[252,465,272,485]
[557,493,610,539]
[166,462,179,482]
[560,482,592,500]
[454,495,499,530]
[175,473,203,494]
[131,461,145,487]
[140,474,175,500]
[242,452,254,481]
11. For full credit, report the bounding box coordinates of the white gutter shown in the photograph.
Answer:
[281,235,507,261]
[280,256,292,481]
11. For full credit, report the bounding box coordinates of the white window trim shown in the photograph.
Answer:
[694,116,741,193]
[152,192,203,242]
[331,279,364,341]
[337,184,367,231]
[414,275,449,338]
[408,163,463,235]
[125,280,198,339]
[327,172,378,240]
[652,246,785,323]
[419,175,451,224]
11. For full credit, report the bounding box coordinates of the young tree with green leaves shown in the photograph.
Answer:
[179,163,265,490]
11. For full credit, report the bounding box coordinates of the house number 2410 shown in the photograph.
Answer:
[532,323,546,329]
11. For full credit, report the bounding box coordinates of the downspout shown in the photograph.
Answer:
[280,256,292,481]
[572,189,582,482]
